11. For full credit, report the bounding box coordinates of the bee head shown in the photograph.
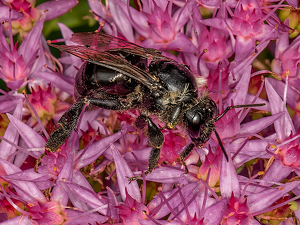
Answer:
[184,99,217,145]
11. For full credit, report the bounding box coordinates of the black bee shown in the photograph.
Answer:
[36,32,265,180]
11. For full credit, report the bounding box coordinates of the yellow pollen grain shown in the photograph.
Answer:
[286,69,290,77]
[228,212,235,217]
[197,173,201,179]
[270,144,277,149]
[257,171,264,176]
[53,166,57,172]
[234,202,239,210]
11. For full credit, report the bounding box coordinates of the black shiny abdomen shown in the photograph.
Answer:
[75,62,138,100]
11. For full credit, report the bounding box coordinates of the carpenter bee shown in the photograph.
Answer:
[36,32,265,180]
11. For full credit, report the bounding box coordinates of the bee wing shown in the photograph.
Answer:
[70,32,173,61]
[48,43,164,90]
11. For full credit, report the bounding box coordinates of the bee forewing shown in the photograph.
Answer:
[48,43,163,90]
[71,32,172,61]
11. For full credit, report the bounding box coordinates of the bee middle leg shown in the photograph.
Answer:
[129,116,164,181]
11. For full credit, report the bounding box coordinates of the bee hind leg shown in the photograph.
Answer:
[87,97,130,110]
[36,100,86,172]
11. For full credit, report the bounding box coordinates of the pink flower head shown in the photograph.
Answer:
[199,145,222,187]
[25,85,57,125]
[273,33,300,92]
[160,129,187,164]
[1,0,78,37]
[28,201,66,225]
[279,134,300,168]
[117,188,149,224]
[222,193,249,224]
[1,0,300,224]
[202,0,280,63]
[88,0,197,55]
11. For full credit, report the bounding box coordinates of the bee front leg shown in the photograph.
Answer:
[167,102,183,129]
[179,142,195,173]
[129,117,164,181]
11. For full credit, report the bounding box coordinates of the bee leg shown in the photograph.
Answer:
[34,152,46,172]
[146,117,164,172]
[129,117,164,181]
[180,142,195,173]
[87,97,129,110]
[167,102,183,129]
[35,100,86,172]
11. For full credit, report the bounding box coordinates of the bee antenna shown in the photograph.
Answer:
[214,103,266,122]
[214,129,229,161]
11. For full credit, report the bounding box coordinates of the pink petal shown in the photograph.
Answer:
[0,158,47,203]
[0,5,23,21]
[0,99,22,160]
[37,0,78,21]
[248,181,300,214]
[220,153,240,198]
[265,78,295,141]
[75,131,123,169]
[110,143,141,202]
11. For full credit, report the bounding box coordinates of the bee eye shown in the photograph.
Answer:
[191,112,202,129]
[187,112,203,138]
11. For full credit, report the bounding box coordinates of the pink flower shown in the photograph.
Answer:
[1,0,78,37]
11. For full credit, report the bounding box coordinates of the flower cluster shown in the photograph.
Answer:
[0,0,300,224]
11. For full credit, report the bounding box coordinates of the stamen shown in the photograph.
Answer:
[248,195,300,217]
[239,79,265,123]
[0,183,31,216]
[218,61,223,110]
[196,49,207,77]
[8,8,13,52]
[260,0,285,22]
[199,168,210,219]
[23,91,49,139]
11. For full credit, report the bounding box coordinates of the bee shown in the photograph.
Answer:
[36,32,265,180]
